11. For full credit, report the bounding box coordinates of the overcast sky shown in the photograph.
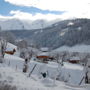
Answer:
[0,0,90,21]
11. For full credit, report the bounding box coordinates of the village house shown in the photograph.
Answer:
[67,56,80,64]
[5,43,17,55]
[36,47,54,63]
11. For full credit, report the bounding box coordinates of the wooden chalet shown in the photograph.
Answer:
[36,52,50,63]
[36,47,54,63]
[5,48,16,55]
[68,56,80,64]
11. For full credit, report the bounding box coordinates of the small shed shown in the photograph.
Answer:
[36,47,54,63]
[5,43,17,55]
[5,48,16,55]
[37,52,49,60]
[40,47,49,52]
[36,52,54,63]
[68,56,80,64]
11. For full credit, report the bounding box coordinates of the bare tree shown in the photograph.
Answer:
[60,51,69,66]
[0,26,7,63]
[70,52,79,57]
[2,31,16,44]
[0,38,7,63]
[23,58,28,73]
[53,52,60,63]
[17,39,28,50]
[53,51,68,66]
[82,53,90,83]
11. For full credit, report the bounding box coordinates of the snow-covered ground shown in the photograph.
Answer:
[0,53,89,90]
[0,62,90,90]
[0,43,90,90]
[54,45,90,53]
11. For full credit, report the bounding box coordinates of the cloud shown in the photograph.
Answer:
[0,10,62,21]
[0,9,90,21]
[10,10,90,20]
[10,10,63,20]
[5,0,90,11]
[5,0,90,19]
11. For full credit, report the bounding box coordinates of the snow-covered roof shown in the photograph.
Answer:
[37,52,49,56]
[69,56,80,61]
[40,47,49,52]
[6,43,17,51]
[67,22,74,26]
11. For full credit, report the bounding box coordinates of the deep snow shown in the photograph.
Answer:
[0,53,89,90]
[54,45,90,53]
[0,43,90,90]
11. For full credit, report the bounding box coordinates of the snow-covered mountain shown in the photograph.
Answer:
[1,18,90,50]
[0,18,24,30]
[54,45,90,53]
[0,18,59,30]
[7,18,90,49]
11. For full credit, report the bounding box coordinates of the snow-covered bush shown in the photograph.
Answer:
[0,81,17,90]
[20,51,26,59]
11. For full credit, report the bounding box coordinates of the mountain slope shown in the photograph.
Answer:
[2,18,90,49]
[0,18,59,30]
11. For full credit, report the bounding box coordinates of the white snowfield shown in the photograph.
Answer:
[0,54,88,90]
[0,62,90,90]
[54,45,90,53]
[0,43,90,90]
